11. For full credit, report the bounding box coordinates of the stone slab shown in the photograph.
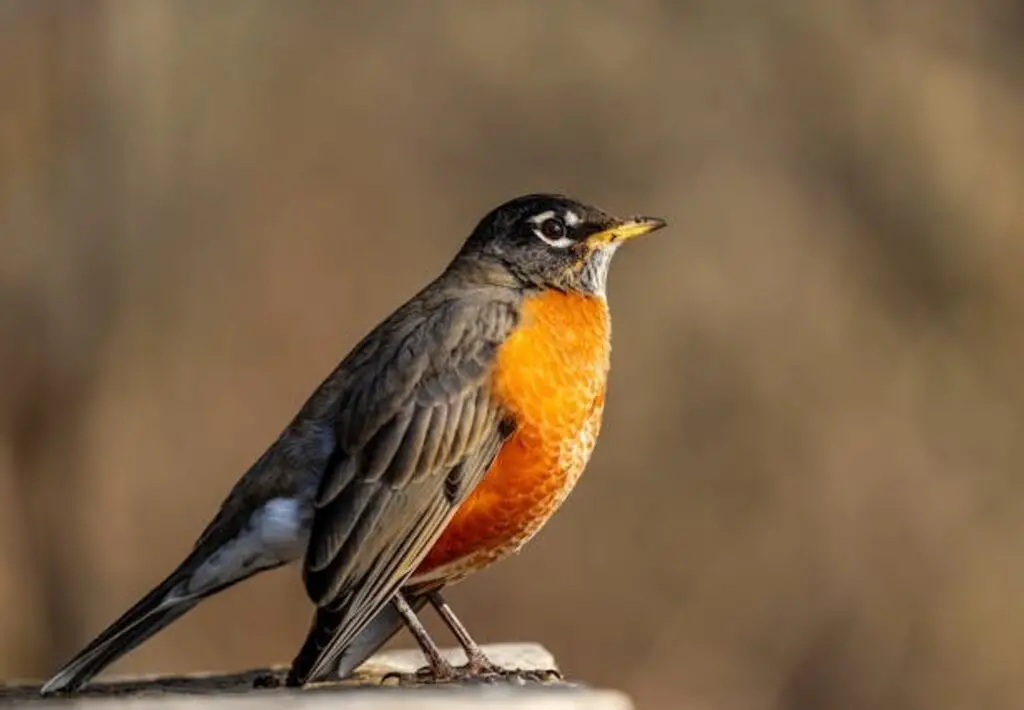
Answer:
[0,643,633,710]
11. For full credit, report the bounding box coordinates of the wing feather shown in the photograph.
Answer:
[289,290,519,685]
[416,402,449,476]
[307,480,377,574]
[386,405,435,488]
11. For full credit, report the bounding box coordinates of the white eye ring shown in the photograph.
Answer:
[529,211,573,248]
[533,225,573,249]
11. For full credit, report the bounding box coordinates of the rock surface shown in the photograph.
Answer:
[0,643,633,710]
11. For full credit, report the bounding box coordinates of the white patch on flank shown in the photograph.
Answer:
[185,497,308,595]
[260,497,306,552]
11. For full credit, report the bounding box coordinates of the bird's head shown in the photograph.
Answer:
[457,193,667,296]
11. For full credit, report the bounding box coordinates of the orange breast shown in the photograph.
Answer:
[412,291,611,584]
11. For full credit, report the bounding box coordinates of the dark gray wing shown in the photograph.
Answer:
[289,289,519,684]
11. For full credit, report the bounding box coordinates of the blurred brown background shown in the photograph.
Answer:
[1,1,1023,708]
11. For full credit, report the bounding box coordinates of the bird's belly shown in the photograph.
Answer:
[411,406,604,584]
[411,290,610,585]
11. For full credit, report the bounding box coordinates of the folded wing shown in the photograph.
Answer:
[289,290,519,684]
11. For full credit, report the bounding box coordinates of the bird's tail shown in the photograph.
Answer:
[39,561,251,696]
[287,604,346,686]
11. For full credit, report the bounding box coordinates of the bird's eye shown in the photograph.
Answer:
[539,217,566,240]
[528,210,575,248]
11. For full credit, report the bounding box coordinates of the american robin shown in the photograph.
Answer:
[286,194,665,685]
[38,194,664,695]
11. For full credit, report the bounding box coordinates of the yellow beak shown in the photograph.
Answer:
[587,216,667,246]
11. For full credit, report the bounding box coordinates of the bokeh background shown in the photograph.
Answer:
[2,1,1023,708]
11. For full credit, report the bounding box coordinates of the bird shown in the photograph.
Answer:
[38,193,665,695]
[285,194,665,686]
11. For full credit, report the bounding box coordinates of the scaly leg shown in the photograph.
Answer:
[386,592,456,682]
[426,590,562,682]
[426,590,501,674]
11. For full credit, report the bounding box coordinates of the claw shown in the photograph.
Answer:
[495,668,563,684]
[380,662,562,686]
[381,664,451,686]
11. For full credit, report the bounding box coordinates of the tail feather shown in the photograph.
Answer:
[39,562,262,696]
[40,599,197,695]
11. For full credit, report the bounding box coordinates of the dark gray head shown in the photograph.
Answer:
[455,193,666,296]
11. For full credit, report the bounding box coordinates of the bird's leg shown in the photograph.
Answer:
[388,592,457,682]
[384,590,561,685]
[426,590,564,683]
[426,590,501,675]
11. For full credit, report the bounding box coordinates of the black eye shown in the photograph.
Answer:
[539,217,566,239]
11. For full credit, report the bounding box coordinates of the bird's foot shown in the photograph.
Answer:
[381,665,447,686]
[381,663,562,686]
[460,651,563,684]
[484,667,563,684]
